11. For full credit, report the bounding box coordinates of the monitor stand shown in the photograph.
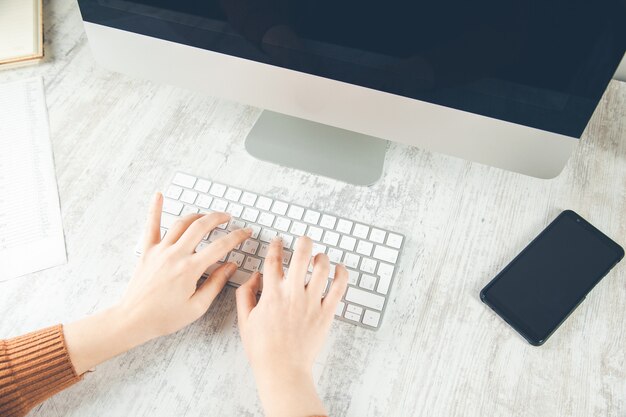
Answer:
[245,111,388,186]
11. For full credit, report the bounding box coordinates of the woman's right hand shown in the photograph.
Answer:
[236,236,348,417]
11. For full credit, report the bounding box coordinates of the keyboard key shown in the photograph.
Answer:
[224,187,242,201]
[377,263,394,280]
[356,240,373,256]
[353,224,369,239]
[258,243,269,258]
[386,233,403,249]
[258,212,275,227]
[335,301,346,317]
[181,205,198,216]
[306,226,323,241]
[370,228,386,244]
[362,310,381,327]
[343,253,360,269]
[290,221,307,236]
[312,243,326,256]
[338,236,356,252]
[287,205,304,220]
[327,248,343,263]
[243,256,262,272]
[336,219,353,234]
[376,275,392,294]
[345,287,385,311]
[271,201,288,215]
[194,179,211,193]
[246,224,261,239]
[303,210,320,224]
[209,229,227,242]
[195,241,208,253]
[173,172,196,188]
[360,258,377,274]
[209,183,227,197]
[228,251,245,268]
[328,263,337,279]
[240,192,257,206]
[274,217,291,232]
[277,233,294,249]
[320,214,336,229]
[241,239,259,255]
[165,185,183,199]
[282,251,292,265]
[160,212,179,229]
[259,229,277,242]
[347,304,364,316]
[344,311,361,322]
[180,190,197,204]
[162,198,183,215]
[373,245,399,264]
[210,199,228,212]
[376,263,394,294]
[196,194,213,208]
[359,274,377,291]
[347,269,359,285]
[322,231,340,246]
[226,203,244,218]
[255,196,273,210]
[242,207,260,222]
[227,219,246,231]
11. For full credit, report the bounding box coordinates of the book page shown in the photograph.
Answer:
[0,0,39,62]
[0,78,67,281]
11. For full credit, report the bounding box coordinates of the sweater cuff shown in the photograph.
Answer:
[0,324,82,417]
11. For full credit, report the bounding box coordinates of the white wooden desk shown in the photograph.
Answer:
[1,1,624,416]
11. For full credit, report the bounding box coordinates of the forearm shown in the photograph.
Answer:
[0,325,82,417]
[254,367,327,417]
[63,305,152,375]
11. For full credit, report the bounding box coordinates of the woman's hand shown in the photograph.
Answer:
[236,236,348,417]
[64,192,250,374]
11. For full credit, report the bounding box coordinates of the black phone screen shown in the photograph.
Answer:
[481,210,624,345]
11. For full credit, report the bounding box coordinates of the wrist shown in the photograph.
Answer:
[108,302,161,348]
[64,304,156,375]
[252,364,326,417]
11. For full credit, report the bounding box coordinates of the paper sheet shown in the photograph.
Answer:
[0,78,67,281]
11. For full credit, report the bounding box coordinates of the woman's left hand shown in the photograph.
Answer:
[64,192,250,374]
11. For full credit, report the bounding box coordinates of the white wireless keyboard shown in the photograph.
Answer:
[144,172,404,330]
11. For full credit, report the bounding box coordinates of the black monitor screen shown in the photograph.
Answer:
[78,0,626,137]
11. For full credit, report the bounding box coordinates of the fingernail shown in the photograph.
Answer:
[272,235,283,243]
[225,262,238,277]
[244,227,253,234]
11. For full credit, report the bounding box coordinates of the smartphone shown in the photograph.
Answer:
[480,210,624,346]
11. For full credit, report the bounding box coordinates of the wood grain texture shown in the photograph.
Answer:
[0,1,624,416]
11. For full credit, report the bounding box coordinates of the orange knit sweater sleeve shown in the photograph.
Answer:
[0,325,82,417]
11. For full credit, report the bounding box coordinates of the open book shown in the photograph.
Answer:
[0,0,44,70]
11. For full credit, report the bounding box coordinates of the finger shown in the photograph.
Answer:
[307,253,330,300]
[142,192,163,252]
[193,227,252,270]
[175,212,231,252]
[286,236,312,294]
[322,264,348,317]
[161,213,204,246]
[236,272,261,329]
[262,237,285,289]
[192,262,237,312]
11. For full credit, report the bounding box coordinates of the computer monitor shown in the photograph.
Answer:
[77,0,626,184]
